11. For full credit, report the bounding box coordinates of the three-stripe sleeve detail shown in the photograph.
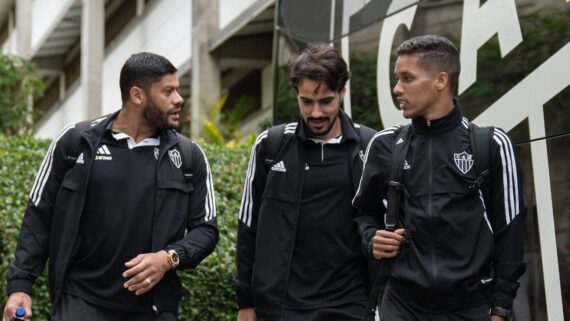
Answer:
[30,124,76,206]
[462,117,469,129]
[492,129,520,225]
[239,130,268,227]
[194,143,216,221]
[238,124,297,227]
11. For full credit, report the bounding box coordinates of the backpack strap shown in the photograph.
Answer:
[62,120,91,169]
[263,124,286,166]
[177,133,194,182]
[355,124,376,151]
[385,124,412,231]
[361,124,413,321]
[468,123,493,192]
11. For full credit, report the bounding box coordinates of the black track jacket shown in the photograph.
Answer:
[6,112,218,313]
[236,111,373,320]
[353,102,525,310]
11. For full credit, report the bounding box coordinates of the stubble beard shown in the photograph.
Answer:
[143,99,177,131]
[307,112,339,139]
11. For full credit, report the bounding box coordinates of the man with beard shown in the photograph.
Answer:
[235,43,376,321]
[3,52,219,321]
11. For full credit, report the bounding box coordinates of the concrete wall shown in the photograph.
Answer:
[31,0,73,52]
[218,0,256,29]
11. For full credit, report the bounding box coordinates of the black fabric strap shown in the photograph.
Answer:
[263,124,286,166]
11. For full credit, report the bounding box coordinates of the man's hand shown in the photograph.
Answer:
[123,251,172,295]
[3,292,32,321]
[237,308,262,321]
[372,228,405,260]
[491,316,506,321]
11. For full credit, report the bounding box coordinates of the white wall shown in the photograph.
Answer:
[219,0,256,29]
[35,86,84,139]
[35,0,192,139]
[31,0,73,52]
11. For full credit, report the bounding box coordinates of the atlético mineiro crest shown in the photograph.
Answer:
[454,151,474,174]
[169,149,182,168]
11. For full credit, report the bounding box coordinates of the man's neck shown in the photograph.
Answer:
[111,108,158,143]
[423,96,454,121]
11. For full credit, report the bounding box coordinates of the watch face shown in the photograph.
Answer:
[169,250,180,265]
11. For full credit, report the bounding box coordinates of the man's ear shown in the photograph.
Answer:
[339,87,346,101]
[435,72,449,91]
[129,86,146,105]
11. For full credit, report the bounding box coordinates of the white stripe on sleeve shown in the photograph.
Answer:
[492,129,520,224]
[194,143,216,221]
[238,130,268,227]
[30,124,75,206]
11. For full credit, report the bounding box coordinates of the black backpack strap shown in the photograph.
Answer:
[355,124,376,151]
[468,123,493,192]
[385,124,412,231]
[361,124,413,321]
[63,120,91,169]
[263,124,286,166]
[177,133,194,182]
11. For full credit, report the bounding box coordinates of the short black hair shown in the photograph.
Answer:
[119,52,178,103]
[397,35,460,94]
[289,43,350,93]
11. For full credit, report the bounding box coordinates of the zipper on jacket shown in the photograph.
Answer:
[278,146,306,321]
[427,136,437,299]
[320,143,324,164]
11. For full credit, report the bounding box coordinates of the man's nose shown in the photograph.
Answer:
[310,104,324,118]
[393,80,403,96]
[173,90,184,106]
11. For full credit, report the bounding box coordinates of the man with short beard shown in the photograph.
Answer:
[3,52,219,321]
[235,44,376,321]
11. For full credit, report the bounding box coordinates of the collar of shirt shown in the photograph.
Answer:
[105,121,160,149]
[308,136,343,145]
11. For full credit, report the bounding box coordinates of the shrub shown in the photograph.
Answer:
[0,135,249,321]
[0,54,44,135]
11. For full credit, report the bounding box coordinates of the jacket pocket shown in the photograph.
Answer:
[158,180,194,193]
[60,178,81,192]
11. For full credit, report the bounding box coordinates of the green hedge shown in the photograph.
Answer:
[0,135,249,321]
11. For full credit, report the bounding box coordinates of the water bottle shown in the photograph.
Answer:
[10,307,25,321]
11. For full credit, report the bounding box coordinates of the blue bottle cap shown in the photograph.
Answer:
[15,307,25,318]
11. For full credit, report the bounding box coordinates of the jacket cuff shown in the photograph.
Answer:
[491,278,520,309]
[6,278,33,296]
[236,286,254,309]
[491,293,513,309]
[235,277,254,309]
[165,244,190,270]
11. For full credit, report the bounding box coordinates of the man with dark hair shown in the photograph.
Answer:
[353,34,525,321]
[3,52,219,321]
[235,43,376,321]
